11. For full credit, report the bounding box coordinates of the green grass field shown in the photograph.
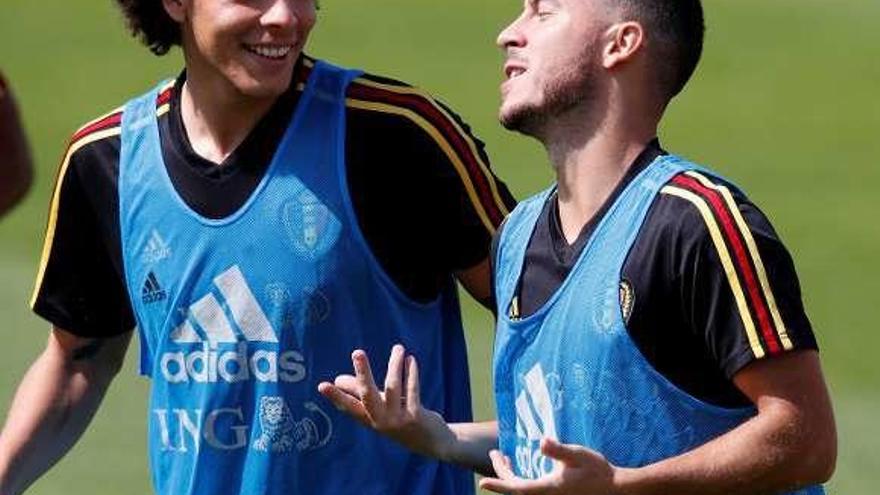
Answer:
[1,0,878,493]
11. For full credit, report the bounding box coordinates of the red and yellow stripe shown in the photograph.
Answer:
[30,84,174,307]
[298,59,509,232]
[661,171,793,359]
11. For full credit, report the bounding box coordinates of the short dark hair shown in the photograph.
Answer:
[114,0,181,56]
[615,0,705,100]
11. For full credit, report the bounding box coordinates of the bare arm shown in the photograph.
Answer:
[613,350,836,494]
[318,345,499,475]
[0,327,131,495]
[456,257,493,310]
[0,73,34,217]
[480,350,837,495]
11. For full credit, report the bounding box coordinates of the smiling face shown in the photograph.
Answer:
[497,0,613,136]
[166,0,317,100]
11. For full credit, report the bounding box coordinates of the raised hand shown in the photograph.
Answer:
[317,345,456,460]
[479,437,617,495]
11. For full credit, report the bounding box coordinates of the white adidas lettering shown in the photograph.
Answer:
[142,229,171,264]
[160,265,306,384]
[514,362,559,478]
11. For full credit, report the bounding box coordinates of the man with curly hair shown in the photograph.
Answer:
[0,1,514,494]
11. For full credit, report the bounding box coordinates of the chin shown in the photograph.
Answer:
[499,103,547,137]
[237,77,291,99]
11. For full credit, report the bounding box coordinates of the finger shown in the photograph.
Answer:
[404,354,422,413]
[477,477,511,494]
[480,474,547,495]
[332,374,360,395]
[540,437,590,466]
[351,349,382,413]
[317,382,369,422]
[488,449,516,479]
[383,345,406,412]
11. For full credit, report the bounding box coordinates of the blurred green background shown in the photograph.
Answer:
[1,0,878,493]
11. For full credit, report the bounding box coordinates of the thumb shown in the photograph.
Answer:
[540,437,587,466]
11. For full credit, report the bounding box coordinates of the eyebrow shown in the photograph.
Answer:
[532,0,562,9]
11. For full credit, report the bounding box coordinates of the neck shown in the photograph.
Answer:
[179,68,280,165]
[542,99,659,243]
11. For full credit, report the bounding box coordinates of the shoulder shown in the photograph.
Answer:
[652,169,778,253]
[346,70,452,118]
[344,70,480,151]
[647,169,801,359]
[49,81,176,219]
[62,81,174,178]
[341,66,513,232]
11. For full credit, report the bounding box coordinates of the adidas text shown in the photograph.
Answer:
[160,342,306,384]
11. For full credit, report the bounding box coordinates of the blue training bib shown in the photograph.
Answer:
[119,60,474,495]
[493,155,823,495]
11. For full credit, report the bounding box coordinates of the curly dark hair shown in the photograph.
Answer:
[114,0,181,56]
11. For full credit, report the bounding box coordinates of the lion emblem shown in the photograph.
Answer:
[253,396,297,452]
[253,397,332,453]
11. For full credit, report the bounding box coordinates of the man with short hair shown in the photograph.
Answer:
[0,1,514,494]
[319,1,837,493]
[0,72,33,217]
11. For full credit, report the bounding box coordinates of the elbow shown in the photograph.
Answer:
[805,425,837,485]
[804,399,838,485]
[763,399,837,489]
[786,413,837,487]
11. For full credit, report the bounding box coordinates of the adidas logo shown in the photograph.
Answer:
[142,271,167,304]
[142,229,171,264]
[160,265,306,385]
[515,363,559,478]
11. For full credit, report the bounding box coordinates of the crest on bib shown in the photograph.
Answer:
[282,189,342,261]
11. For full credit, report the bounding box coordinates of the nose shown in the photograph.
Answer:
[261,0,306,30]
[497,13,526,51]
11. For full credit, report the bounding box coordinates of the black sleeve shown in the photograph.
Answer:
[426,99,517,271]
[31,135,135,338]
[674,181,819,379]
[346,76,516,302]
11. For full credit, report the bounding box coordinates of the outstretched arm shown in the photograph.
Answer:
[0,327,131,495]
[479,350,836,495]
[318,345,498,475]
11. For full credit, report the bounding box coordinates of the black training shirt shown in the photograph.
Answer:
[494,140,817,408]
[32,55,516,338]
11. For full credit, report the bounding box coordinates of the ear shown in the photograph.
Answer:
[163,0,186,23]
[601,21,645,70]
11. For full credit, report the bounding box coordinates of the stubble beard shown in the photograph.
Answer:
[499,51,600,140]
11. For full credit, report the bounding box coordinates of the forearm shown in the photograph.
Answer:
[0,332,127,495]
[446,421,498,476]
[382,410,496,475]
[614,403,835,495]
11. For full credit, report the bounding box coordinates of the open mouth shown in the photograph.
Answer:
[504,64,527,80]
[243,44,293,60]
